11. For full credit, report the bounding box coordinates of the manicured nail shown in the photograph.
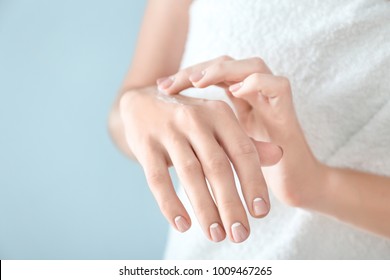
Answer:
[158,76,175,90]
[174,216,190,232]
[253,197,268,216]
[210,223,225,242]
[156,77,168,85]
[189,71,205,83]
[229,82,243,92]
[231,222,249,243]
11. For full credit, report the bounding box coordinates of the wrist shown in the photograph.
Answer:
[302,164,352,220]
[298,162,334,211]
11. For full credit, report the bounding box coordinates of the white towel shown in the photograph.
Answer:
[164,0,390,259]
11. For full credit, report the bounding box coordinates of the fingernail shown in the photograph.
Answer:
[158,76,175,90]
[156,77,168,85]
[210,223,225,242]
[229,82,243,92]
[189,71,205,83]
[253,197,268,216]
[174,216,190,232]
[231,222,249,243]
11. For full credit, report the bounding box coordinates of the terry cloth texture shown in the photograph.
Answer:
[164,0,390,259]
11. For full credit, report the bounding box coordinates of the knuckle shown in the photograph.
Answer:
[206,154,230,173]
[192,201,214,217]
[278,76,292,93]
[175,105,208,134]
[208,100,232,114]
[163,124,182,145]
[146,168,167,187]
[217,55,233,62]
[217,199,241,212]
[136,137,157,163]
[250,57,265,71]
[248,72,263,82]
[210,61,225,73]
[175,105,198,120]
[177,68,191,78]
[139,135,157,151]
[234,140,257,156]
[178,158,201,174]
[166,133,183,148]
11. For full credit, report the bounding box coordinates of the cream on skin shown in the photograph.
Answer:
[118,85,275,244]
[156,89,183,105]
[111,0,274,244]
[109,0,390,245]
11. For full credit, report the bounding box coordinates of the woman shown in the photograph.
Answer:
[109,0,390,259]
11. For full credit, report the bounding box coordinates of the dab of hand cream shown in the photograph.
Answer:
[156,90,183,105]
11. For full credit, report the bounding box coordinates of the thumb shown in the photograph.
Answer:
[252,139,283,166]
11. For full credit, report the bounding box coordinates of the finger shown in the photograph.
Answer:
[164,135,226,242]
[212,104,271,219]
[158,55,234,95]
[225,89,252,117]
[140,146,191,233]
[226,90,270,143]
[229,74,298,143]
[191,57,272,89]
[252,140,283,166]
[229,73,292,110]
[187,124,250,243]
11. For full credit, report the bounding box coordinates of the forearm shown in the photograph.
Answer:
[108,0,191,159]
[309,165,390,238]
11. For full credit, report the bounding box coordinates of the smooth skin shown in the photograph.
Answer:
[109,0,281,243]
[161,56,390,239]
[110,0,390,242]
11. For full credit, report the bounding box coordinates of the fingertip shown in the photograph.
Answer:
[252,197,270,218]
[174,215,191,233]
[161,89,175,96]
[156,77,168,85]
[157,76,175,91]
[189,71,205,83]
[229,82,243,93]
[159,85,178,96]
[209,223,226,242]
[231,222,250,243]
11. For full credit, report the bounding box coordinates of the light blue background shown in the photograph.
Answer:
[0,0,170,259]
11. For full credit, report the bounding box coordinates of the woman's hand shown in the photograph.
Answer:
[160,56,329,208]
[157,56,390,239]
[158,56,274,141]
[119,86,282,243]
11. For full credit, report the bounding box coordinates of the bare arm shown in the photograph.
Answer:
[109,0,192,158]
[314,167,390,238]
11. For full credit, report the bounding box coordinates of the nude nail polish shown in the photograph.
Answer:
[174,216,190,232]
[189,71,205,83]
[156,77,168,85]
[231,222,249,243]
[253,197,268,216]
[229,82,243,92]
[158,76,175,90]
[210,223,225,242]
